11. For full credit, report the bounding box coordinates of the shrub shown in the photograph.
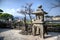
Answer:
[0,21,7,28]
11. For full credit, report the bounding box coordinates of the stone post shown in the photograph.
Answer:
[32,5,47,39]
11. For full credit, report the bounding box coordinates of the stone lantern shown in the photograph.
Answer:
[32,5,47,38]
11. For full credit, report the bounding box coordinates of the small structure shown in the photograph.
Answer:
[32,5,47,38]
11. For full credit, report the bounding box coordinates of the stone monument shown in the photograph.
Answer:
[32,5,47,38]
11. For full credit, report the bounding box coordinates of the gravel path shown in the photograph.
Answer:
[0,28,41,40]
[0,28,60,40]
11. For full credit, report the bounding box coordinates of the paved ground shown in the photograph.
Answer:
[0,28,60,40]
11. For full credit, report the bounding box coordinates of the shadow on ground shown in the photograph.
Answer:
[0,28,12,33]
[44,32,60,39]
[0,37,4,40]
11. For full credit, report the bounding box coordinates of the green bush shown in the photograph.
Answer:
[13,21,24,27]
[47,23,60,32]
[0,21,7,28]
[52,24,60,27]
[19,21,24,26]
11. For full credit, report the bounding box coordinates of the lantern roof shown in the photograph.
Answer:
[32,5,47,15]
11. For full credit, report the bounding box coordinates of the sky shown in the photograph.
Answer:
[0,0,60,18]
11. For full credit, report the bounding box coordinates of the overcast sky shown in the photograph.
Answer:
[0,0,60,17]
